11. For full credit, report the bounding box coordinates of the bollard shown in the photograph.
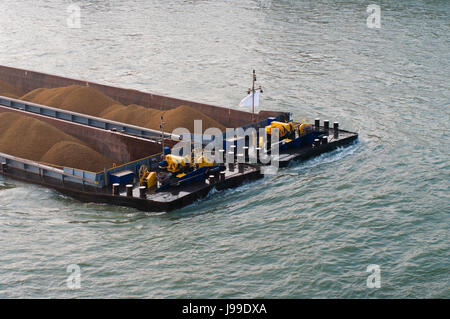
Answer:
[256,147,262,163]
[220,171,226,182]
[227,151,234,165]
[333,122,339,138]
[322,136,328,144]
[315,118,320,130]
[256,129,260,148]
[112,183,120,196]
[237,153,245,164]
[324,120,329,131]
[266,135,271,152]
[243,146,249,162]
[208,175,216,185]
[230,145,237,160]
[244,135,250,147]
[238,163,244,173]
[227,151,235,171]
[218,149,225,164]
[139,186,147,199]
[126,184,133,197]
[314,139,320,148]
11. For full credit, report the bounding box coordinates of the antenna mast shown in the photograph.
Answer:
[252,69,256,116]
[160,115,165,155]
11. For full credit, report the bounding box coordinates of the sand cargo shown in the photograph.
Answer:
[0,65,287,129]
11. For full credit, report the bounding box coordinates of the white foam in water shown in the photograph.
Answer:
[179,141,365,210]
[288,140,364,173]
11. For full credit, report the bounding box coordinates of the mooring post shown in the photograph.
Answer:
[230,145,237,161]
[334,122,339,138]
[256,128,260,148]
[256,147,262,163]
[314,138,320,148]
[112,183,120,196]
[237,153,245,165]
[139,186,147,199]
[227,150,236,171]
[245,135,250,147]
[218,149,225,164]
[266,136,271,152]
[243,146,249,162]
[126,184,133,197]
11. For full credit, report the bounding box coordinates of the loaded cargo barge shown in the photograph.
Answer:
[0,66,358,212]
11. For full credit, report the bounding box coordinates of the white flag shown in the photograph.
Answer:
[239,89,261,108]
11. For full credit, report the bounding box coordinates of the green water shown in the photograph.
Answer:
[0,0,448,298]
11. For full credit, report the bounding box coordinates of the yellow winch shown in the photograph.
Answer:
[139,165,157,189]
[162,154,191,173]
[265,121,295,139]
[194,155,214,168]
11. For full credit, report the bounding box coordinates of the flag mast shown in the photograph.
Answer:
[252,69,256,116]
[242,70,262,121]
[160,115,165,156]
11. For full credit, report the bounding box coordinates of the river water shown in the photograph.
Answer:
[0,0,448,298]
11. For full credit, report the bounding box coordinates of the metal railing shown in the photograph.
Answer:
[0,95,180,141]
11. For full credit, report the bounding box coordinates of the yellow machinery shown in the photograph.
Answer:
[157,153,215,173]
[265,121,312,138]
[259,121,313,147]
[161,154,191,173]
[139,152,215,189]
[164,153,214,172]
[265,121,295,139]
[298,123,312,135]
[194,155,214,168]
[139,165,157,189]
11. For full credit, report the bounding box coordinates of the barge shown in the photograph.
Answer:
[0,66,358,212]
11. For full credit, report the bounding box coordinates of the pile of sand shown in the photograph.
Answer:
[100,104,226,132]
[99,104,161,128]
[0,112,115,172]
[40,141,114,173]
[20,84,226,132]
[0,80,23,99]
[21,85,121,116]
[157,105,226,133]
